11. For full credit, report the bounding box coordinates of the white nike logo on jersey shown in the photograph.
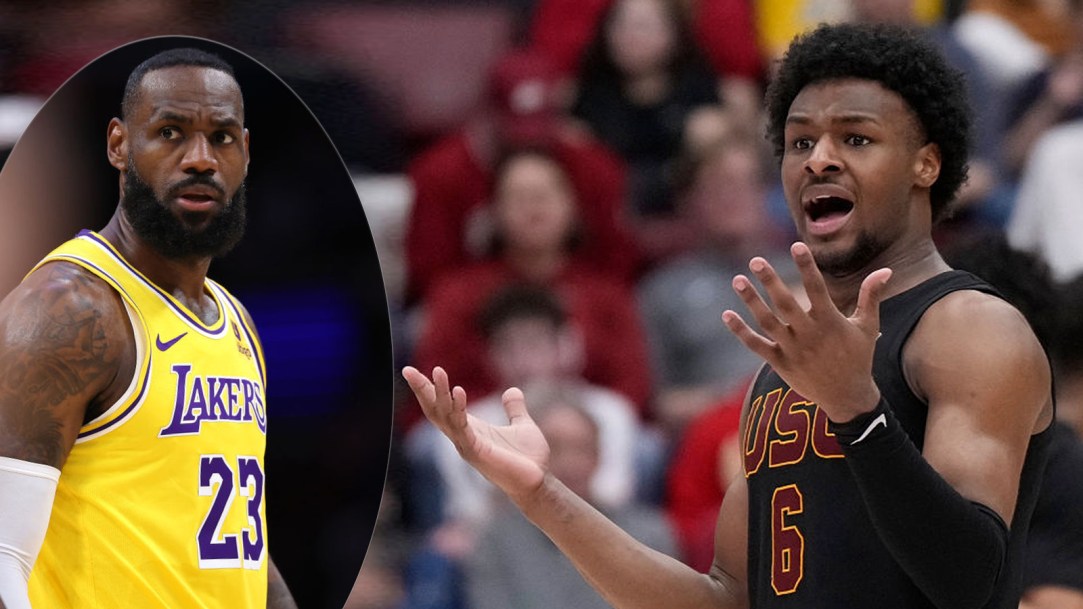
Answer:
[851,413,887,445]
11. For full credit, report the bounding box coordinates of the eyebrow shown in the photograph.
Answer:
[150,110,243,129]
[786,113,882,127]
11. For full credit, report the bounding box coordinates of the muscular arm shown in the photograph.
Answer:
[403,366,748,609]
[0,261,130,468]
[828,291,1051,609]
[233,307,295,609]
[267,557,296,609]
[515,474,746,609]
[722,245,1051,609]
[911,291,1052,527]
[0,262,130,608]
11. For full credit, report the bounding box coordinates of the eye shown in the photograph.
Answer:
[214,131,236,145]
[160,126,181,140]
[791,137,813,151]
[845,134,871,146]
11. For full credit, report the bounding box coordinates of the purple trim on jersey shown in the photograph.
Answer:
[79,231,227,337]
[213,284,266,386]
[77,351,154,439]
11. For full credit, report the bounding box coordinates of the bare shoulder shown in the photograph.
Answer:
[0,261,133,467]
[906,289,1052,423]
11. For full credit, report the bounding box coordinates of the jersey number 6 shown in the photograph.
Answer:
[771,484,804,595]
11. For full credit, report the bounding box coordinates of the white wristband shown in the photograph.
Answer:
[0,456,60,609]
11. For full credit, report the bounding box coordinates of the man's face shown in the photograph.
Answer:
[780,78,938,277]
[488,317,567,386]
[117,65,250,259]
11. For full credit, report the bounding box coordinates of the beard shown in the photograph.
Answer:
[120,159,247,259]
[814,230,889,278]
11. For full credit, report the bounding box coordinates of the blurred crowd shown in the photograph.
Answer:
[2,0,1083,608]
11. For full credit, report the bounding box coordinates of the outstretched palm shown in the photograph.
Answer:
[403,366,550,502]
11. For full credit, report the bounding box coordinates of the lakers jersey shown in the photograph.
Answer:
[27,231,269,608]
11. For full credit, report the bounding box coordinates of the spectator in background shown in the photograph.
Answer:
[941,232,1083,609]
[528,0,764,118]
[402,286,652,609]
[571,0,730,246]
[663,385,743,571]
[404,49,638,304]
[412,148,652,421]
[465,397,674,609]
[952,0,1074,106]
[1005,117,1083,282]
[408,284,644,529]
[1000,0,1083,177]
[637,135,787,434]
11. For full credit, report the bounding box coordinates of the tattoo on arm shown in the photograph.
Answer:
[0,264,122,468]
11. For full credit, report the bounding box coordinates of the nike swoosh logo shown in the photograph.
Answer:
[156,332,188,351]
[852,413,887,445]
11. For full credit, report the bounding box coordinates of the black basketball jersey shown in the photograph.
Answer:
[744,270,1052,608]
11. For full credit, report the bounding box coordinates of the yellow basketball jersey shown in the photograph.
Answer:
[27,231,269,608]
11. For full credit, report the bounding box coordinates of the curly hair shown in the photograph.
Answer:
[765,22,971,222]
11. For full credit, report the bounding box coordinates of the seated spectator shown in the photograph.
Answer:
[637,135,788,433]
[413,148,652,421]
[571,0,727,224]
[1001,0,1083,178]
[465,398,674,609]
[528,0,764,119]
[1006,118,1083,281]
[408,284,644,528]
[953,0,1073,106]
[664,386,743,571]
[404,49,639,303]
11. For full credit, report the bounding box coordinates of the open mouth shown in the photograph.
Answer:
[806,195,854,222]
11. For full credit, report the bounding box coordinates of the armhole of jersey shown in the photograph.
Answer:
[76,296,153,443]
[211,282,267,387]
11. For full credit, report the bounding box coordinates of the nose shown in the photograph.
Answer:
[804,137,843,176]
[179,133,218,175]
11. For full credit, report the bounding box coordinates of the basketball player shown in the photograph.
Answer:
[404,22,1053,609]
[0,49,296,608]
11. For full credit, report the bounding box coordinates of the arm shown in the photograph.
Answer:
[267,556,296,609]
[722,243,1051,609]
[0,262,131,608]
[402,366,747,609]
[233,307,296,609]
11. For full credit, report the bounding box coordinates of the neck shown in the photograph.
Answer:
[505,247,568,282]
[823,236,948,315]
[624,71,671,105]
[99,207,217,322]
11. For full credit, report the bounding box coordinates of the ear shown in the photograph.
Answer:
[914,142,941,189]
[106,118,128,171]
[556,327,586,376]
[242,128,251,176]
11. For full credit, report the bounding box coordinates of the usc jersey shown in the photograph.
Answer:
[27,230,269,608]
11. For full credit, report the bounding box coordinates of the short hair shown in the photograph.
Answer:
[122,47,240,120]
[764,23,972,222]
[478,283,568,340]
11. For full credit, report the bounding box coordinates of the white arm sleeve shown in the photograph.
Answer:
[0,456,60,609]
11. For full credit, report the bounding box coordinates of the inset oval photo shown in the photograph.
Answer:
[0,37,392,609]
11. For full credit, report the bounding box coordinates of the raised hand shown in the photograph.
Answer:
[402,366,551,503]
[720,242,892,423]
